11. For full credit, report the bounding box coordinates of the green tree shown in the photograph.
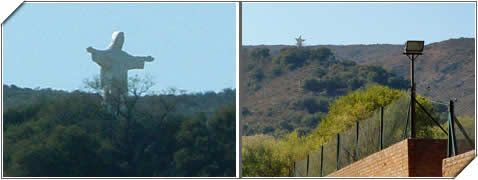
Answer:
[251,48,271,62]
[302,79,324,93]
[250,68,265,82]
[309,47,332,61]
[12,125,110,177]
[174,113,210,176]
[207,104,236,176]
[277,47,308,70]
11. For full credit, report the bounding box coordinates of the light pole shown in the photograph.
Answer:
[403,40,424,138]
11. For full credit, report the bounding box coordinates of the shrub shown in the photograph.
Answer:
[262,125,275,134]
[250,48,270,61]
[271,66,283,77]
[277,47,308,70]
[342,60,357,67]
[302,79,324,92]
[279,120,294,132]
[303,98,328,113]
[347,79,363,91]
[241,135,287,177]
[251,68,265,82]
[242,107,251,116]
[309,47,332,61]
[301,113,323,127]
[293,98,328,114]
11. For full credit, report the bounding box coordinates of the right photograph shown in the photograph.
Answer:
[240,2,475,178]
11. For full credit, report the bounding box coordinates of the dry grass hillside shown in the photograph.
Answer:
[241,38,474,136]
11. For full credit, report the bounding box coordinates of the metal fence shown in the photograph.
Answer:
[453,111,475,155]
[293,92,475,177]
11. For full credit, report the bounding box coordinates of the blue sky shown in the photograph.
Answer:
[3,2,236,92]
[244,2,475,45]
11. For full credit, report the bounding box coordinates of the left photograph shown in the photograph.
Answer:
[2,2,236,177]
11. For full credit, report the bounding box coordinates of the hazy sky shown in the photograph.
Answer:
[3,2,236,92]
[243,2,475,45]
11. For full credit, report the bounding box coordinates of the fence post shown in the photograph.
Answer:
[403,101,411,140]
[447,100,457,157]
[380,106,384,150]
[306,153,310,177]
[336,133,340,170]
[320,145,324,177]
[292,161,296,177]
[355,121,359,161]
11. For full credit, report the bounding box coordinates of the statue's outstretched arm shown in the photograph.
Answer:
[86,47,111,67]
[86,47,107,54]
[86,47,98,54]
[134,55,154,62]
[125,55,154,70]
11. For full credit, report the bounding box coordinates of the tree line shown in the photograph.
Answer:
[3,84,236,177]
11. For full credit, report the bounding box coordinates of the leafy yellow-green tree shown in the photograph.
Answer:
[309,85,405,146]
[242,131,313,177]
[310,85,442,145]
[275,131,311,176]
[242,134,283,177]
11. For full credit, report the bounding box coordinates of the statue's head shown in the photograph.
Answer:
[109,31,125,50]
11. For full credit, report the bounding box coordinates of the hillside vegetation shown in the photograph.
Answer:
[4,84,235,117]
[243,38,475,117]
[240,46,408,136]
[3,85,236,177]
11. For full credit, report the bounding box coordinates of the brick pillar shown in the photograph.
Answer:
[408,139,447,177]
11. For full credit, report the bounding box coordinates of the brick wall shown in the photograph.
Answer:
[442,151,475,177]
[408,139,447,177]
[328,139,448,177]
[328,140,409,177]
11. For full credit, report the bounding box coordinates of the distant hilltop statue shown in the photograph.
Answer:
[86,31,154,106]
[296,35,305,48]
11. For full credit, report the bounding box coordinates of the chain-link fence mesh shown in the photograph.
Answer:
[455,116,475,155]
[293,158,308,177]
[338,124,356,169]
[308,150,322,177]
[417,80,474,117]
[383,93,411,148]
[322,137,337,176]
[357,109,381,159]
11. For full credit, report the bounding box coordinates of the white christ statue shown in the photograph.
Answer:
[86,31,154,103]
[296,35,305,48]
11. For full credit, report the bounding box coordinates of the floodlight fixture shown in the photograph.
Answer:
[404,40,424,54]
